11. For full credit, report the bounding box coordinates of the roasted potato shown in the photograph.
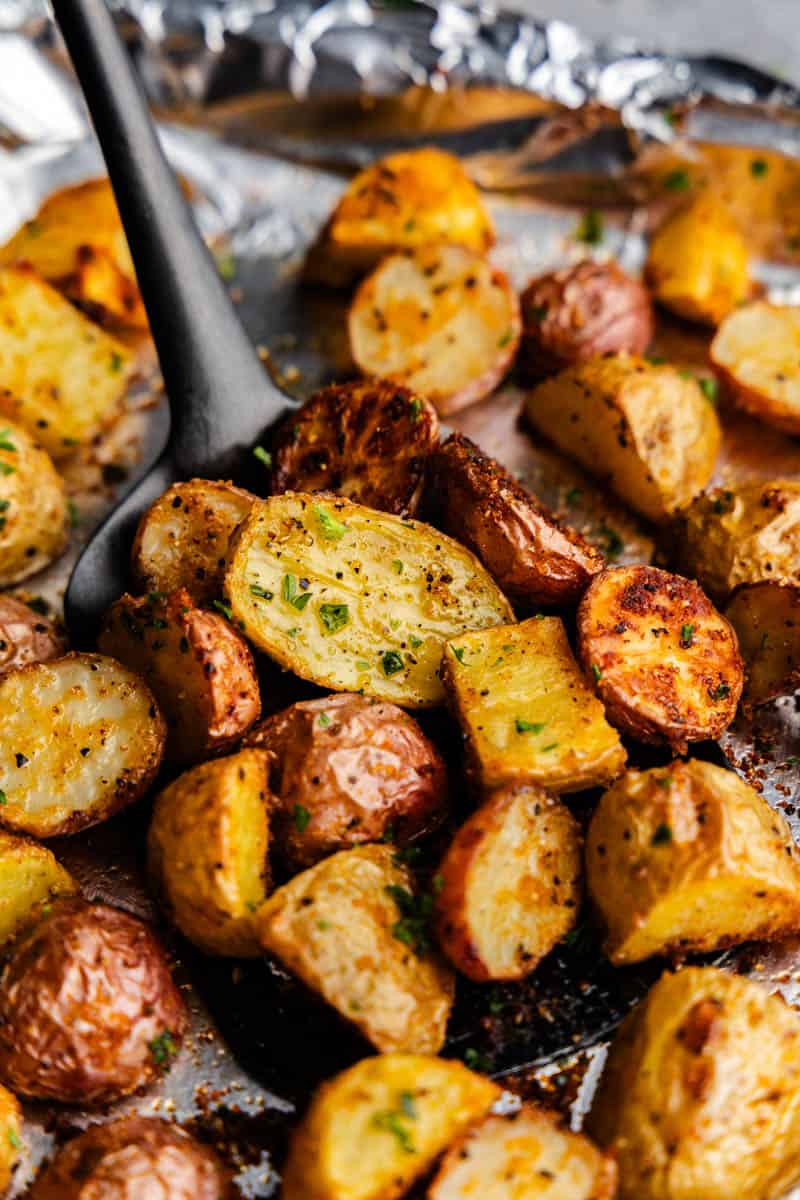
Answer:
[0,652,165,837]
[525,355,721,523]
[148,748,271,957]
[225,493,513,708]
[431,433,603,606]
[725,581,800,707]
[0,418,67,587]
[270,381,438,516]
[434,786,581,981]
[588,966,800,1200]
[645,194,751,326]
[306,146,494,286]
[587,760,800,964]
[256,844,454,1054]
[98,589,261,764]
[442,617,626,794]
[281,1052,500,1200]
[245,693,447,871]
[0,265,133,458]
[0,1085,19,1194]
[0,830,76,950]
[349,244,520,416]
[429,1103,617,1200]
[711,301,800,433]
[519,259,653,381]
[0,595,66,675]
[577,565,743,753]
[29,1116,234,1200]
[0,897,187,1103]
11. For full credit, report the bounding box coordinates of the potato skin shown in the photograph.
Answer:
[711,302,800,434]
[245,693,447,871]
[725,581,800,707]
[431,433,603,606]
[29,1116,234,1200]
[0,418,68,587]
[588,966,800,1200]
[0,898,187,1104]
[0,595,66,675]
[271,381,438,517]
[577,565,743,753]
[520,260,653,381]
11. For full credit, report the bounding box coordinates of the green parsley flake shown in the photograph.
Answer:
[565,486,583,505]
[148,1030,179,1068]
[463,1047,491,1072]
[314,505,348,540]
[451,646,467,664]
[372,1106,416,1154]
[319,603,349,634]
[385,884,433,956]
[699,377,719,403]
[710,682,731,701]
[0,430,15,452]
[680,623,695,648]
[542,742,559,752]
[651,823,672,846]
[68,498,80,528]
[282,574,312,610]
[751,158,768,178]
[7,1127,19,1150]
[392,560,404,575]
[515,719,546,734]
[497,328,514,348]
[0,790,6,806]
[356,660,371,671]
[0,463,16,477]
[574,209,604,245]
[109,350,124,373]
[664,168,690,192]
[409,397,422,422]
[409,635,423,650]
[249,584,274,601]
[591,663,602,682]
[317,712,331,728]
[212,599,233,620]
[382,651,404,676]
[294,804,311,832]
[253,445,272,468]
[599,525,624,560]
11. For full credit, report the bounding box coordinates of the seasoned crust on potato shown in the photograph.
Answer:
[577,566,743,753]
[0,594,66,674]
[0,418,68,587]
[0,898,187,1103]
[710,302,800,433]
[725,581,800,708]
[434,786,581,982]
[349,244,520,416]
[0,830,77,951]
[270,381,438,516]
[244,694,447,871]
[0,652,166,837]
[431,432,603,606]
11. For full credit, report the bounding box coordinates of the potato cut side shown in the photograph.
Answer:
[711,302,800,433]
[577,566,743,753]
[68,245,146,329]
[281,1052,500,1200]
[0,418,68,587]
[434,786,581,981]
[148,749,271,957]
[0,653,165,837]
[429,1104,617,1200]
[441,617,625,794]
[0,1085,20,1193]
[255,844,454,1055]
[349,244,520,416]
[525,354,720,523]
[725,581,800,707]
[0,830,77,950]
[225,493,513,708]
[587,760,800,964]
[0,595,66,675]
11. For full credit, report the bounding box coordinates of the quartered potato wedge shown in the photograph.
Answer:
[0,595,66,675]
[711,302,800,434]
[0,418,68,587]
[725,581,800,707]
[0,830,77,950]
[225,493,513,708]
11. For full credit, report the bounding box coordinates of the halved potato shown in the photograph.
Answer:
[0,418,68,586]
[225,493,513,708]
[434,786,581,981]
[429,1103,617,1200]
[0,1085,20,1193]
[131,478,256,604]
[0,265,133,458]
[349,244,520,416]
[68,244,146,329]
[0,830,77,950]
[577,566,743,753]
[725,581,800,707]
[281,1052,500,1200]
[148,748,271,957]
[711,302,800,433]
[256,844,454,1054]
[0,653,165,836]
[587,759,800,964]
[441,617,626,794]
[525,354,720,523]
[98,589,261,764]
[0,594,67,675]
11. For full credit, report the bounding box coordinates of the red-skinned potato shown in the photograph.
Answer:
[0,595,66,675]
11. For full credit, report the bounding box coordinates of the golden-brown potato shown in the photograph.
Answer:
[442,617,626,795]
[428,1103,618,1200]
[0,830,77,950]
[244,694,447,871]
[434,786,581,981]
[256,844,454,1055]
[131,478,256,604]
[519,259,653,381]
[0,265,133,458]
[148,748,271,957]
[0,1085,20,1194]
[225,493,513,708]
[588,966,800,1200]
[281,1052,500,1200]
[0,897,187,1104]
[0,418,67,587]
[0,653,166,837]
[710,301,800,433]
[0,595,67,675]
[349,244,520,416]
[525,355,721,524]
[431,432,603,606]
[68,243,147,329]
[29,1116,234,1200]
[587,760,800,964]
[576,565,743,753]
[645,194,751,325]
[725,581,800,707]
[306,146,494,286]
[270,381,438,516]
[98,589,261,765]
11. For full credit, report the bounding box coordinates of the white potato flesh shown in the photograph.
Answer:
[711,302,800,434]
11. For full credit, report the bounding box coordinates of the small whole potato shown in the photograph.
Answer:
[519,260,654,381]
[0,898,187,1103]
[0,418,68,587]
[0,595,66,675]
[245,693,447,870]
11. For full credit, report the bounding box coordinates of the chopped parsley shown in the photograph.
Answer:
[409,397,423,422]
[392,559,404,575]
[451,645,466,664]
[314,505,348,540]
[651,823,672,846]
[372,1097,417,1154]
[751,158,769,178]
[317,712,331,728]
[409,635,423,650]
[253,445,272,468]
[463,1048,492,1072]
[680,623,695,648]
[282,573,312,610]
[109,350,124,373]
[574,209,604,245]
[381,650,404,676]
[699,377,719,403]
[294,804,311,832]
[319,602,349,634]
[599,524,624,560]
[216,251,236,279]
[656,775,672,790]
[497,328,514,348]
[68,498,80,528]
[212,599,233,620]
[385,884,433,956]
[148,1030,179,1068]
[7,1127,19,1150]
[0,462,15,477]
[709,682,731,701]
[0,790,5,805]
[663,168,690,192]
[249,584,274,601]
[542,742,559,752]
[356,660,371,671]
[565,486,583,505]
[591,663,602,681]
[515,719,546,734]
[0,429,15,452]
